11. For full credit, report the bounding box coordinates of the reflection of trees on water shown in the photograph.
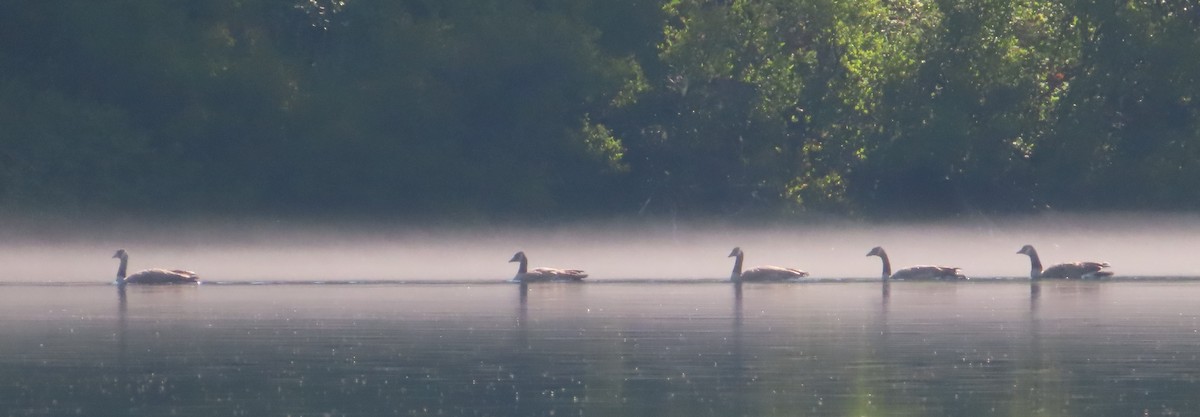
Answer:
[880,282,890,336]
[506,282,592,416]
[117,285,128,366]
[732,283,744,366]
[733,282,743,327]
[109,285,206,414]
[516,282,529,343]
[850,281,891,415]
[1030,281,1041,313]
[732,282,743,362]
[1015,281,1074,416]
[728,282,747,414]
[509,282,530,415]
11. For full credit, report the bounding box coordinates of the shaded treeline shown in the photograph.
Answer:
[0,0,1197,219]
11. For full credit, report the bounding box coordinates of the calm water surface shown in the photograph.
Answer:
[1,280,1198,416]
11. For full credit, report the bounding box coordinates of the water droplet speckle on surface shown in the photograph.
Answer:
[0,235,1199,416]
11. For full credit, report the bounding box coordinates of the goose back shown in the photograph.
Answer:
[1042,262,1112,279]
[124,268,200,284]
[520,267,589,282]
[739,266,809,281]
[891,265,965,281]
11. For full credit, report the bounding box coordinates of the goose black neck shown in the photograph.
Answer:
[517,258,528,275]
[877,252,892,281]
[1025,250,1043,280]
[731,253,744,281]
[117,256,128,280]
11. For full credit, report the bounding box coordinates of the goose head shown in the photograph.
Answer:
[728,247,744,258]
[508,251,527,263]
[1016,245,1037,256]
[866,246,886,257]
[112,249,129,260]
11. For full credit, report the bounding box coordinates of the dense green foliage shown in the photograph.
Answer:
[1,0,1197,219]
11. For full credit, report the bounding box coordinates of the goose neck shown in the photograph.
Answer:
[1025,250,1043,280]
[731,253,744,281]
[877,252,892,281]
[116,256,128,280]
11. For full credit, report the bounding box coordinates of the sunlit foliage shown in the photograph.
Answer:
[0,0,1197,219]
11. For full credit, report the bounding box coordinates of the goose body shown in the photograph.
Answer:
[728,247,808,282]
[866,246,965,281]
[113,249,199,285]
[509,251,587,282]
[1017,245,1112,280]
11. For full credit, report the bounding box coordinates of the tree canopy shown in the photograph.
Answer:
[1,0,1197,220]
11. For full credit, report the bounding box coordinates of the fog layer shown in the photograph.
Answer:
[2,214,1197,283]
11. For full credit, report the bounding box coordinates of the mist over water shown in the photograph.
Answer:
[4,214,1200,416]
[3,280,1199,416]
[3,213,1200,283]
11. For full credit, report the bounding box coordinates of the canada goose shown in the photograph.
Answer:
[727,247,809,282]
[508,251,587,282]
[866,246,965,281]
[1017,245,1112,280]
[112,249,200,285]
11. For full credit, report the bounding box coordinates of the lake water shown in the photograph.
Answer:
[1,279,1198,416]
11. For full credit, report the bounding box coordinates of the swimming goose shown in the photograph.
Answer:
[866,246,965,281]
[1017,245,1112,280]
[112,249,200,285]
[727,247,809,282]
[508,251,587,282]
